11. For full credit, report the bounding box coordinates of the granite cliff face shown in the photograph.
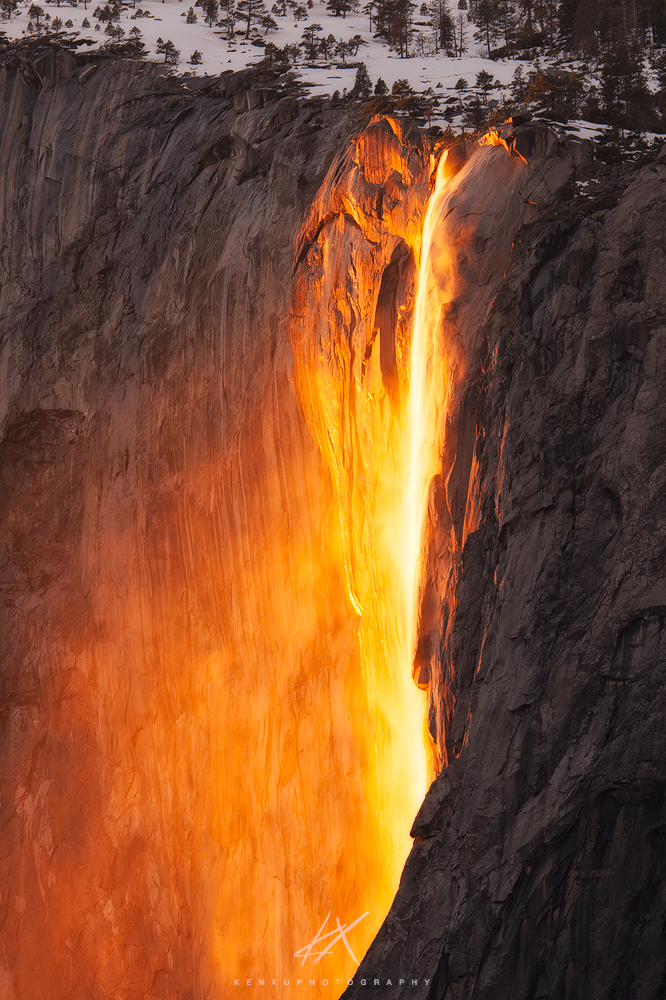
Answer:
[0,44,665,1000]
[345,146,666,999]
[0,47,368,997]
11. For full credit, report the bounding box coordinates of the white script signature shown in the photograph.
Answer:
[294,911,370,967]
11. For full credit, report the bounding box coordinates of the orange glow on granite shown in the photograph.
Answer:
[40,147,456,1000]
[272,148,456,990]
[58,136,457,998]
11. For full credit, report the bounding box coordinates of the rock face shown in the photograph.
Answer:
[1,45,665,1000]
[0,48,373,998]
[345,151,666,998]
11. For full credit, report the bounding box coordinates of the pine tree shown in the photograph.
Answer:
[326,0,359,17]
[350,61,372,97]
[495,0,516,52]
[468,0,501,57]
[374,0,411,38]
[601,41,655,131]
[463,95,486,129]
[511,63,524,100]
[28,4,44,25]
[649,0,666,45]
[349,32,368,53]
[334,37,351,59]
[523,64,585,120]
[655,49,666,90]
[93,1,121,22]
[516,0,533,38]
[126,24,145,50]
[0,0,18,19]
[387,10,413,54]
[186,6,197,21]
[375,0,416,55]
[375,76,388,93]
[202,0,218,25]
[301,21,322,56]
[571,0,599,59]
[455,8,467,52]
[373,0,388,33]
[219,0,237,40]
[557,0,578,51]
[391,77,413,95]
[156,36,180,62]
[235,0,271,36]
[540,0,558,50]
[476,67,494,101]
[284,41,301,60]
[430,0,453,51]
[362,0,375,27]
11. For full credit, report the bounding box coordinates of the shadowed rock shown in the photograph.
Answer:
[343,144,666,1000]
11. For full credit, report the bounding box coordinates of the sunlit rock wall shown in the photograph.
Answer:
[0,48,438,997]
[289,115,435,913]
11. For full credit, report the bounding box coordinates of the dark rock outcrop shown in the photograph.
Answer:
[344,150,666,1000]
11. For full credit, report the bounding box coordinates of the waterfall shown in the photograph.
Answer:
[402,150,454,674]
[284,140,456,990]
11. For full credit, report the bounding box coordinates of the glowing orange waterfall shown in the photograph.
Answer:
[402,150,456,675]
[277,140,457,991]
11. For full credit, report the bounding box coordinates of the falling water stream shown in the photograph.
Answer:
[402,149,454,679]
[275,146,456,991]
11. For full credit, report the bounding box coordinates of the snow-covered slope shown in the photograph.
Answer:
[1,0,528,108]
